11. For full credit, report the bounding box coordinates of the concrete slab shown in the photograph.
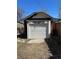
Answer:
[17,39,26,43]
[27,39,45,43]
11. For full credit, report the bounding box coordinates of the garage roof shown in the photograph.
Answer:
[23,12,53,21]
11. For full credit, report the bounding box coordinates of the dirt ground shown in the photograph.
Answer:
[17,40,50,59]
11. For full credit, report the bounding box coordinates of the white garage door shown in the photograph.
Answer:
[28,24,48,39]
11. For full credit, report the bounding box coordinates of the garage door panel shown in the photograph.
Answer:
[29,24,48,39]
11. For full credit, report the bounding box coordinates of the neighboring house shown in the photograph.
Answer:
[17,21,24,35]
[51,19,61,36]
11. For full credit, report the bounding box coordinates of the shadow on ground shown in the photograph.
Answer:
[17,32,27,39]
[45,31,61,59]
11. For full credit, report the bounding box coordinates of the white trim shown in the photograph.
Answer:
[26,20,50,21]
[48,21,51,34]
[27,23,29,39]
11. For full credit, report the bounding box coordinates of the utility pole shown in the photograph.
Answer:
[59,7,61,19]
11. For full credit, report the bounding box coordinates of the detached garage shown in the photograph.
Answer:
[24,12,53,39]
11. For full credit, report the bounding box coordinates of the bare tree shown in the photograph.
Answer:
[17,8,24,21]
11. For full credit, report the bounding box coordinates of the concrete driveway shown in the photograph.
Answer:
[17,38,52,59]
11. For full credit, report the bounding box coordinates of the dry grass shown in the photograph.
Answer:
[17,41,50,59]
